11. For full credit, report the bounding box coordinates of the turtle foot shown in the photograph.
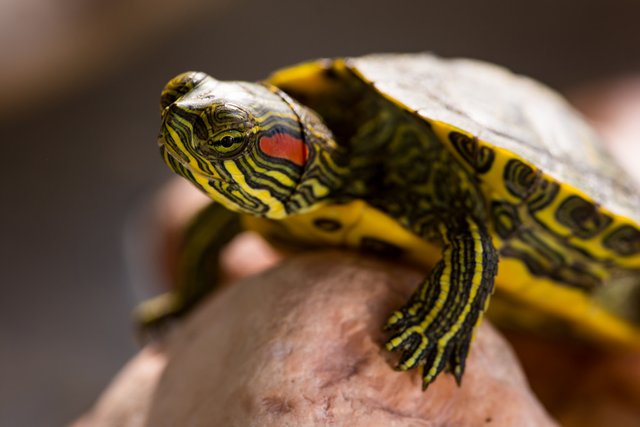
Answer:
[384,299,473,389]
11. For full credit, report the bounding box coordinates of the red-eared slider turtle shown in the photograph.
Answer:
[143,53,640,389]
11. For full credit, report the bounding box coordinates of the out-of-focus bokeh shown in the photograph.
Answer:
[1,0,640,425]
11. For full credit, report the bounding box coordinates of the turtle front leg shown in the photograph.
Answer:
[385,217,498,388]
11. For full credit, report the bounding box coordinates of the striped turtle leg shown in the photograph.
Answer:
[135,202,242,336]
[385,216,498,388]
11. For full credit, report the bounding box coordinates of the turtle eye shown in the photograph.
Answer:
[207,130,247,157]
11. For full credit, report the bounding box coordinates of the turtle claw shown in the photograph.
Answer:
[448,331,472,385]
[388,329,428,370]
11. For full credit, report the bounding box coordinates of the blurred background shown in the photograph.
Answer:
[2,0,640,425]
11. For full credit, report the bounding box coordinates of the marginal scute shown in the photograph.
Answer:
[503,159,538,200]
[555,195,613,239]
[527,179,560,213]
[448,131,495,173]
[604,225,640,257]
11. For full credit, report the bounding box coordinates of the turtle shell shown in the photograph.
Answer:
[347,54,640,221]
[270,53,640,269]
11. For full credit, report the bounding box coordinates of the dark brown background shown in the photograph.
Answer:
[1,0,639,425]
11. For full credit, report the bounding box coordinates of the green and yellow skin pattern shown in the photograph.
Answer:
[143,55,640,389]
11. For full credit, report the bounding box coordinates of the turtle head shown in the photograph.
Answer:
[158,72,342,218]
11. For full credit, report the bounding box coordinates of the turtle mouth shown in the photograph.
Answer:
[158,135,222,181]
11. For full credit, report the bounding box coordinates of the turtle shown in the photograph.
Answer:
[141,53,640,389]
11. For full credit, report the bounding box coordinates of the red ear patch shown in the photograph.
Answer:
[259,133,308,166]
